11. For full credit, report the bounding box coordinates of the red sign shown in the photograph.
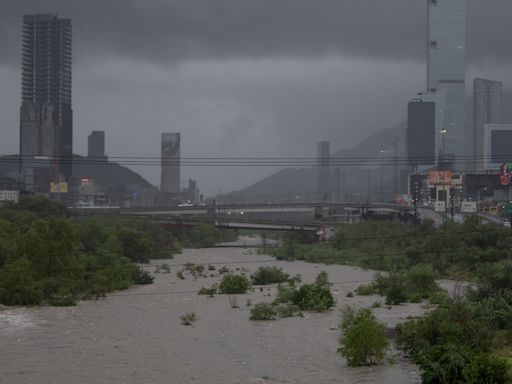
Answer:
[428,171,452,186]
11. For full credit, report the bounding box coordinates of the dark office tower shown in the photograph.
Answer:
[317,141,330,201]
[20,14,72,191]
[161,133,180,193]
[473,78,502,171]
[407,100,436,166]
[427,0,465,162]
[88,130,106,160]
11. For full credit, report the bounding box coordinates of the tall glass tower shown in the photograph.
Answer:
[427,0,465,167]
[20,14,72,190]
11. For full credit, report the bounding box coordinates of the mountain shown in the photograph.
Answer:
[0,155,153,189]
[222,122,406,203]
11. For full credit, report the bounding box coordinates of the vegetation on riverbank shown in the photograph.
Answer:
[0,197,238,306]
[270,218,512,380]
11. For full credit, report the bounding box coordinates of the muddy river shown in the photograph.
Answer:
[0,236,424,383]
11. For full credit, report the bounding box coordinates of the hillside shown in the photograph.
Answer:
[0,155,153,189]
[223,122,406,202]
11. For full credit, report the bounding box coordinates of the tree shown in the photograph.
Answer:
[115,226,154,263]
[20,217,79,278]
[339,307,388,366]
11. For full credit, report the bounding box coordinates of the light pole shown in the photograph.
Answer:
[440,128,447,224]
[380,149,385,202]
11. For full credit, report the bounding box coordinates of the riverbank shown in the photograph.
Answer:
[0,236,423,384]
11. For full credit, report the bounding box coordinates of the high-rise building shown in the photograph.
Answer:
[20,14,73,191]
[473,78,503,171]
[161,133,180,193]
[407,100,436,166]
[317,141,330,201]
[427,0,465,164]
[88,130,107,160]
[483,124,512,170]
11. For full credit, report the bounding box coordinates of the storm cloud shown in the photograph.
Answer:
[0,1,511,195]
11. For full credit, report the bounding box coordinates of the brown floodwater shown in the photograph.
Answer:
[0,236,423,384]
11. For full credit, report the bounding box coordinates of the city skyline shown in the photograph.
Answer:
[0,1,511,195]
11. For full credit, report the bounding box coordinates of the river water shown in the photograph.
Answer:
[0,236,422,384]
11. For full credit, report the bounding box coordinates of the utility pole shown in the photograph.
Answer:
[380,149,385,202]
[393,139,398,202]
[367,167,371,202]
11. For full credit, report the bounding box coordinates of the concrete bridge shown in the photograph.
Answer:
[71,201,416,234]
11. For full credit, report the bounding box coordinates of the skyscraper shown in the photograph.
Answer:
[88,130,107,160]
[317,141,330,201]
[161,133,180,193]
[473,78,503,171]
[427,0,465,165]
[407,100,436,166]
[20,14,72,190]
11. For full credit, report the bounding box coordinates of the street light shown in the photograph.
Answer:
[440,128,447,155]
[440,128,448,224]
[380,149,385,202]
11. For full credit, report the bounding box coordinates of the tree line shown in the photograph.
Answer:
[0,196,236,306]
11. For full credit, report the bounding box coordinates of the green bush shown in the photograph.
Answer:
[292,283,334,311]
[250,302,277,320]
[463,354,512,384]
[218,273,251,294]
[198,284,218,297]
[132,268,154,285]
[406,265,438,297]
[315,271,330,287]
[275,303,302,318]
[355,284,376,296]
[338,307,388,366]
[180,312,197,325]
[251,266,289,285]
[419,343,473,384]
[273,284,297,305]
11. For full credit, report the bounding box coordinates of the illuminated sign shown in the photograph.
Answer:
[428,171,452,186]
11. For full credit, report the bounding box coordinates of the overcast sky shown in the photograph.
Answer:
[1,0,511,196]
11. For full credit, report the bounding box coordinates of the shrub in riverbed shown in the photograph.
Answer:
[251,266,289,285]
[274,303,303,318]
[132,268,154,285]
[218,273,251,294]
[292,283,335,311]
[250,302,277,320]
[180,312,197,325]
[338,307,388,367]
[197,284,218,297]
[315,271,330,287]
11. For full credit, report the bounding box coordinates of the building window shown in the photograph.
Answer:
[430,0,437,5]
[430,40,437,49]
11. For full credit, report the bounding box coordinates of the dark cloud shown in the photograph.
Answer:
[1,1,511,195]
[1,0,508,67]
[2,0,512,67]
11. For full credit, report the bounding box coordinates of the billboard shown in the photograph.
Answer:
[428,171,452,186]
[500,164,512,186]
[50,182,68,193]
[407,101,436,165]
